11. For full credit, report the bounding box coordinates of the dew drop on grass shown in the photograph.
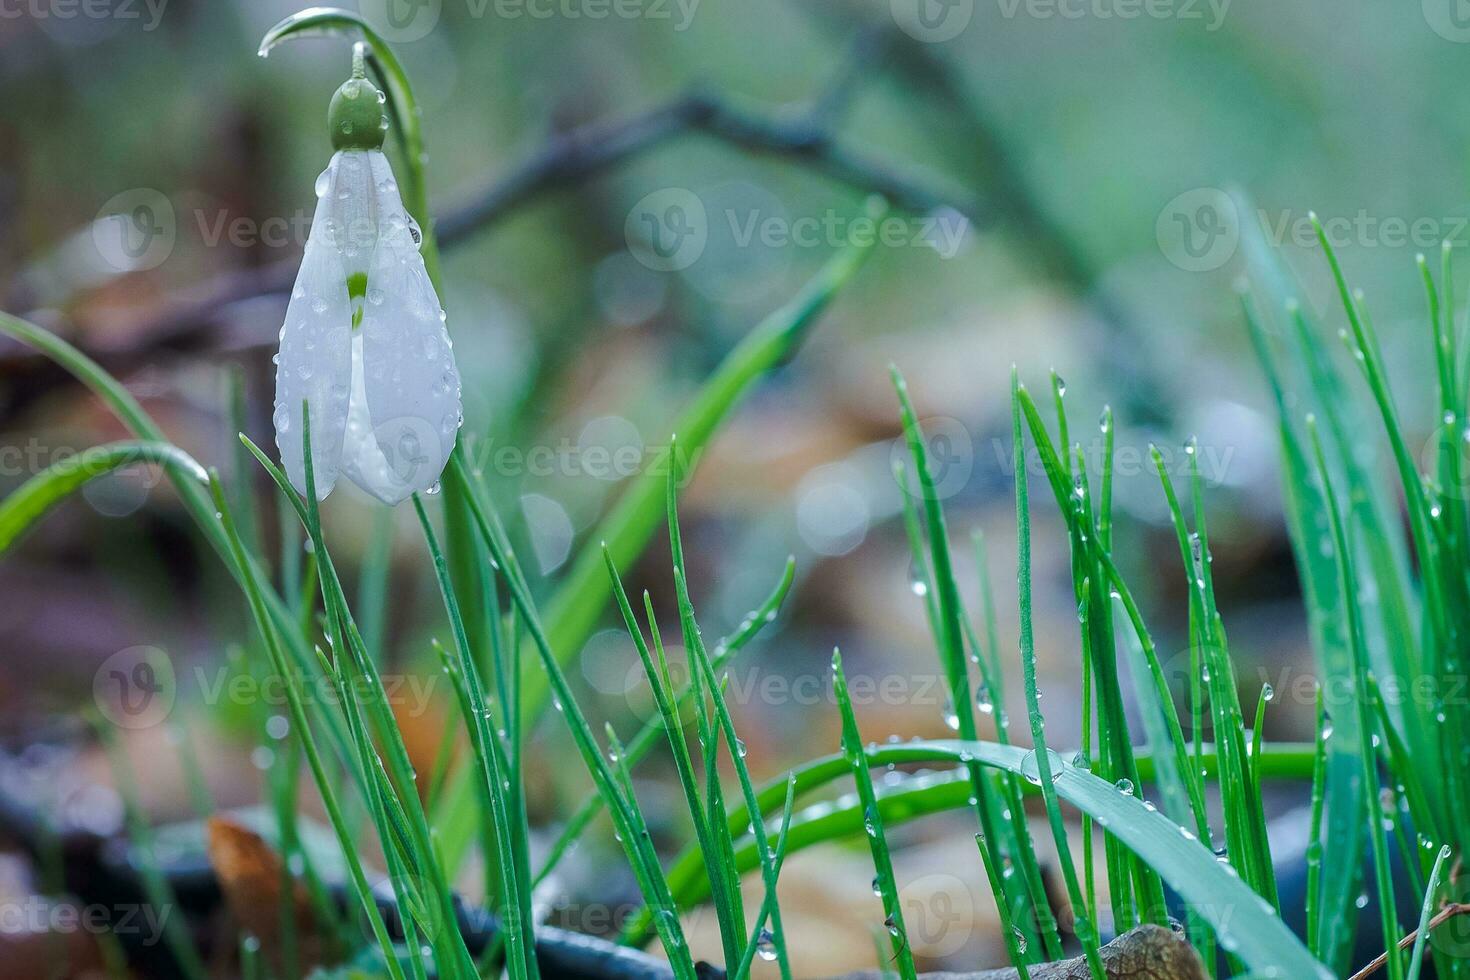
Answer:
[1020,748,1063,786]
[883,915,901,938]
[1115,777,1134,796]
[910,578,929,598]
[1261,682,1275,702]
[941,700,960,731]
[975,686,994,715]
[871,875,883,897]
[756,929,777,961]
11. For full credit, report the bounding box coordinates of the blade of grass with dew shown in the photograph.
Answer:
[1010,376,1107,979]
[832,650,918,980]
[892,366,1057,962]
[1306,417,1404,980]
[1015,380,1164,924]
[1320,241,1462,847]
[235,438,471,978]
[1238,200,1420,967]
[0,441,207,553]
[668,736,1330,978]
[661,456,752,962]
[895,456,1047,964]
[1407,845,1452,980]
[0,312,356,769]
[648,740,1316,909]
[1149,445,1276,912]
[242,429,504,978]
[732,775,797,980]
[603,552,744,967]
[1305,683,1328,959]
[441,457,699,978]
[433,223,882,864]
[673,562,793,978]
[532,556,795,891]
[212,474,405,980]
[295,421,480,980]
[414,498,538,980]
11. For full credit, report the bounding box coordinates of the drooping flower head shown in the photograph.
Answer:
[274,46,461,505]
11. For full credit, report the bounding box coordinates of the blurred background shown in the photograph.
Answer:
[0,0,1464,974]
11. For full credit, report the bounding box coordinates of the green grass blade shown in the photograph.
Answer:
[441,458,699,978]
[532,557,795,891]
[0,440,206,553]
[603,553,742,967]
[893,366,1057,962]
[832,650,918,980]
[434,224,881,862]
[1305,417,1404,980]
[664,738,1329,979]
[1407,845,1452,980]
[1010,375,1106,979]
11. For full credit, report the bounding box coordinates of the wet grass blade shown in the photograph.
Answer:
[0,441,206,554]
[1305,418,1403,980]
[832,650,918,980]
[1010,374,1106,979]
[892,366,1058,962]
[533,557,795,891]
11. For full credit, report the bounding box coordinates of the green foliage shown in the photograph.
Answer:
[7,16,1467,980]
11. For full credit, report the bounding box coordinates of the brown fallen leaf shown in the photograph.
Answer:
[206,814,325,974]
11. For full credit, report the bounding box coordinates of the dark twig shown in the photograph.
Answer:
[3,45,978,378]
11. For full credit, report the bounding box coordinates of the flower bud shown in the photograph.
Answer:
[328,44,387,152]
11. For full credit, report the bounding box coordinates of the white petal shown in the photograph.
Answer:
[274,157,352,499]
[323,149,378,284]
[342,151,461,505]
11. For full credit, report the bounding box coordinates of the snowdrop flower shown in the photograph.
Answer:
[273,48,461,504]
